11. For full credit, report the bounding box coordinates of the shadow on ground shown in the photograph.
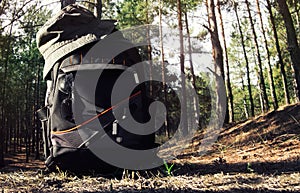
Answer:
[0,152,299,176]
[173,159,300,176]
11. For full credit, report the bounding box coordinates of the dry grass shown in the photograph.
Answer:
[0,169,299,192]
[1,103,300,192]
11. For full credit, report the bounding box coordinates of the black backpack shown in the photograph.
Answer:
[36,4,156,174]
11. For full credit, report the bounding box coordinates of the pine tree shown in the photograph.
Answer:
[233,1,255,117]
[256,0,278,110]
[177,0,188,135]
[206,0,226,127]
[277,0,300,101]
[245,0,269,113]
[266,0,290,105]
[217,0,234,122]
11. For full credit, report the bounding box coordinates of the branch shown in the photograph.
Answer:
[0,0,34,31]
[202,24,213,34]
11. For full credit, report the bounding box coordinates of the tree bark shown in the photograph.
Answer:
[177,0,188,136]
[241,78,249,119]
[185,11,196,92]
[206,0,226,128]
[245,0,269,113]
[13,108,17,153]
[25,81,31,163]
[294,0,300,31]
[145,0,153,96]
[266,0,290,104]
[158,0,169,138]
[233,2,255,117]
[217,0,234,123]
[185,10,201,130]
[95,0,102,19]
[277,0,300,101]
[5,115,10,154]
[34,72,40,160]
[256,0,278,110]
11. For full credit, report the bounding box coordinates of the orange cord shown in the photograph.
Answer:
[52,91,141,135]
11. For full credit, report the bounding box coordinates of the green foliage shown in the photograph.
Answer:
[193,72,212,128]
[163,0,201,12]
[246,162,255,173]
[115,0,155,28]
[163,160,175,176]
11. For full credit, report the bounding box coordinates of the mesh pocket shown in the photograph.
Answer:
[52,130,84,148]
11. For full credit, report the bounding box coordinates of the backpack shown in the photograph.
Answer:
[36,4,156,174]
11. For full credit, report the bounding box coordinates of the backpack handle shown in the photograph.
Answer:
[61,0,102,19]
[60,0,76,9]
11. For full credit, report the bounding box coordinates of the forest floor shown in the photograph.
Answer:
[0,103,300,192]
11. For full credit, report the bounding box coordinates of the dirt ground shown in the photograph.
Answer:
[0,103,300,193]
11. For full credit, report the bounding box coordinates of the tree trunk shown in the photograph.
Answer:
[0,114,4,167]
[266,0,290,104]
[5,112,11,154]
[17,108,22,153]
[233,2,255,117]
[277,0,300,101]
[184,11,196,92]
[13,108,17,153]
[184,10,201,130]
[158,0,169,138]
[241,78,249,119]
[245,0,269,113]
[25,81,31,163]
[95,0,102,19]
[256,0,278,110]
[145,0,154,98]
[217,0,233,123]
[294,0,300,31]
[3,122,7,154]
[35,64,43,160]
[177,0,188,136]
[206,0,226,127]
